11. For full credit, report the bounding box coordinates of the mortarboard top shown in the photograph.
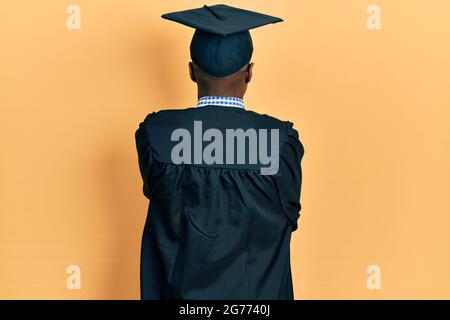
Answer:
[161,4,283,78]
[161,4,283,37]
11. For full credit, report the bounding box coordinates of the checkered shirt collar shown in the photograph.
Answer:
[197,96,245,109]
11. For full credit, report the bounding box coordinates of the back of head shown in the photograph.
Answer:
[190,30,253,78]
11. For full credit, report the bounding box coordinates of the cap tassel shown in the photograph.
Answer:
[203,5,226,20]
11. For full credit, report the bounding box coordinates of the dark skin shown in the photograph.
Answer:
[189,62,254,99]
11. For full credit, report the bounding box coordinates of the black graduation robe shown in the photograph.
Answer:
[135,105,304,300]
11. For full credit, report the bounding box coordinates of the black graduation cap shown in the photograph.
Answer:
[162,4,283,78]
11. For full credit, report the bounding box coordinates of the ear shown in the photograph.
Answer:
[245,62,254,83]
[189,62,197,83]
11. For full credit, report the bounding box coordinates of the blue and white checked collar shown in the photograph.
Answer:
[197,96,245,109]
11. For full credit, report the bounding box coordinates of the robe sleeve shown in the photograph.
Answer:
[277,121,305,231]
[135,114,156,199]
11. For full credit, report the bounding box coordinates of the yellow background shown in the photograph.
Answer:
[1,0,450,299]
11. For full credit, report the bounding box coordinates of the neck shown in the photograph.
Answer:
[197,88,245,100]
